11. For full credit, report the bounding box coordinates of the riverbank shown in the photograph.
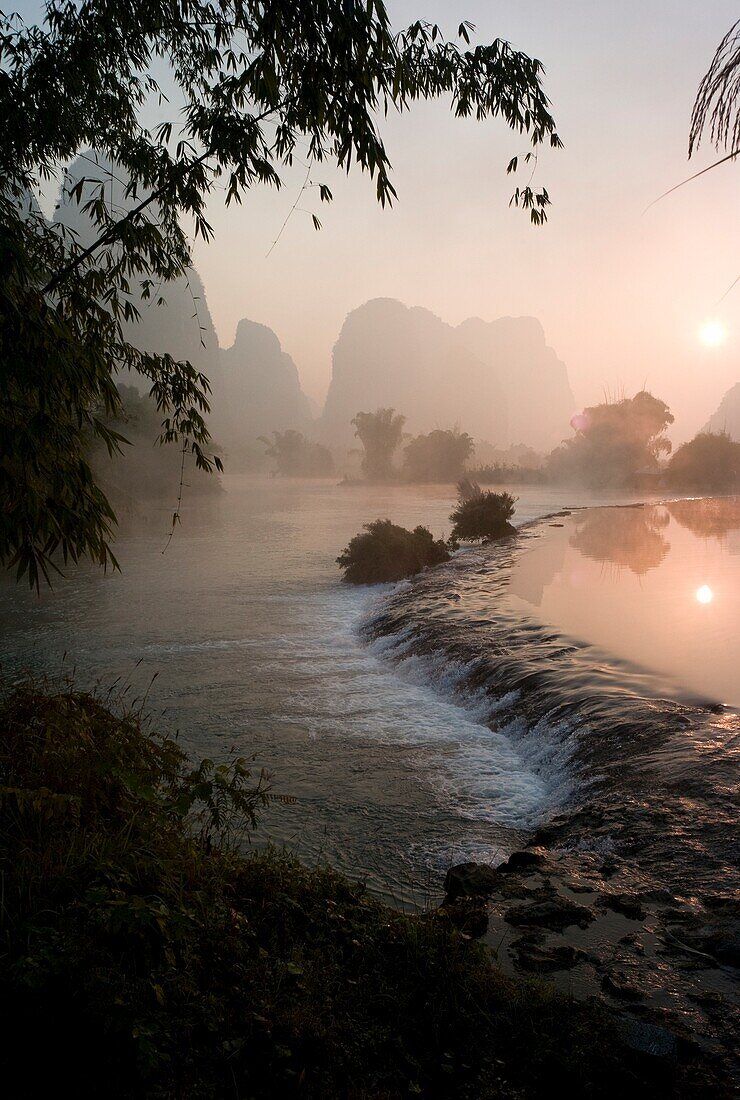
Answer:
[1,687,730,1097]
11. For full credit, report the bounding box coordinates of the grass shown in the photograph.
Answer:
[0,686,698,1098]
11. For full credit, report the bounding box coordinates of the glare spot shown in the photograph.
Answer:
[698,321,726,348]
[696,584,713,604]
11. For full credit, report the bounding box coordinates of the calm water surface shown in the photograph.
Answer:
[509,499,740,708]
[1,477,735,904]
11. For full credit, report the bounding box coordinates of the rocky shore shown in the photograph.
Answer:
[441,833,739,1089]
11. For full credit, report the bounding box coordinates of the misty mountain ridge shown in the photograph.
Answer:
[702,382,740,441]
[53,158,574,458]
[53,154,311,462]
[456,313,574,450]
[215,317,312,452]
[321,298,574,452]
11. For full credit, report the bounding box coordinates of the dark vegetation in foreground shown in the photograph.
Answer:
[0,687,685,1100]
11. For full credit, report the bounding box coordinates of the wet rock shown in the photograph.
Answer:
[513,936,580,973]
[504,897,594,931]
[643,888,676,906]
[443,862,498,901]
[663,930,719,967]
[673,922,740,968]
[601,970,644,1000]
[498,848,548,874]
[599,892,646,921]
[615,1017,679,1063]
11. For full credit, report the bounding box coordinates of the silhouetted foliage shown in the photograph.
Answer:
[1,2,559,587]
[351,408,406,481]
[475,443,544,469]
[469,463,547,485]
[91,385,223,509]
[337,519,449,584]
[402,428,474,482]
[547,391,674,489]
[456,476,482,503]
[450,481,517,542]
[259,430,334,477]
[690,20,740,157]
[665,431,740,491]
[0,686,651,1099]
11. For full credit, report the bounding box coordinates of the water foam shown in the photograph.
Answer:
[360,614,577,828]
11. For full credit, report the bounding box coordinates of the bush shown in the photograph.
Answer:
[336,518,450,584]
[402,428,474,482]
[258,430,335,476]
[665,431,740,491]
[450,482,517,542]
[545,391,673,489]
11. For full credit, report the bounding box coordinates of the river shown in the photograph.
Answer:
[0,476,732,907]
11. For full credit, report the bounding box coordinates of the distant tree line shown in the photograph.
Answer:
[469,463,547,485]
[259,390,740,492]
[258,431,334,477]
[350,409,476,483]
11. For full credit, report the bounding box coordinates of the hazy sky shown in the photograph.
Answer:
[28,1,740,441]
[189,0,740,441]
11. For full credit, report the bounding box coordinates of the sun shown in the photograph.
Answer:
[696,584,713,604]
[699,321,727,348]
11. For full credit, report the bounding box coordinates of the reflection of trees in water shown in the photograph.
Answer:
[570,506,671,576]
[666,498,740,540]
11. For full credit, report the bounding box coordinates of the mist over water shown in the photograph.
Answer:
[1,475,704,904]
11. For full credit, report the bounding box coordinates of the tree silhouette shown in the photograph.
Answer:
[666,431,740,492]
[337,519,449,584]
[548,391,674,489]
[402,429,474,483]
[351,409,406,481]
[449,481,517,542]
[1,2,560,586]
[258,431,334,477]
